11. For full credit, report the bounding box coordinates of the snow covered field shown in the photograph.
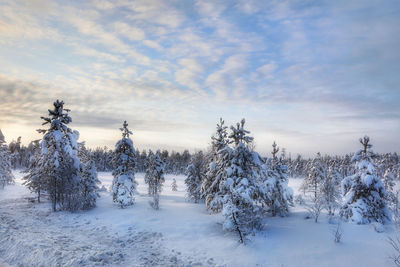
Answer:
[0,171,396,266]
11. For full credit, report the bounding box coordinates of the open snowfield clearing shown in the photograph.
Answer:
[0,171,397,266]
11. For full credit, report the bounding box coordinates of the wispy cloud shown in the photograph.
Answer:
[0,0,399,155]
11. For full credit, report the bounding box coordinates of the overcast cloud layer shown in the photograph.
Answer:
[0,0,399,156]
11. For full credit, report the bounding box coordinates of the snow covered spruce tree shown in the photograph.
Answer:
[220,119,267,243]
[33,100,82,211]
[145,150,165,210]
[340,136,390,224]
[321,166,341,216]
[264,141,293,217]
[79,143,100,210]
[185,151,206,203]
[112,121,137,208]
[0,130,14,189]
[301,153,326,222]
[22,140,44,201]
[171,178,178,191]
[201,118,230,212]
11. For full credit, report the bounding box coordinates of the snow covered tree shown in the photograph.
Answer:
[112,121,137,208]
[302,153,326,222]
[220,119,266,243]
[171,178,178,191]
[0,130,14,189]
[79,143,100,210]
[144,150,154,195]
[321,166,341,216]
[22,140,44,202]
[201,118,230,212]
[340,136,390,224]
[185,151,206,203]
[34,100,82,211]
[264,141,293,217]
[145,150,165,210]
[383,168,396,195]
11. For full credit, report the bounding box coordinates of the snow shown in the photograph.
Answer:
[0,171,396,266]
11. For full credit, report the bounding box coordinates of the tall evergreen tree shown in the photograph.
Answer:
[220,119,266,243]
[301,153,326,222]
[321,166,341,216]
[340,136,390,224]
[0,131,14,189]
[264,141,293,217]
[145,150,165,210]
[22,140,43,201]
[79,143,101,210]
[201,118,229,212]
[185,151,206,203]
[112,121,137,208]
[34,100,82,211]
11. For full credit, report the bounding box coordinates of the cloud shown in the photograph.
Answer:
[113,21,146,41]
[0,0,399,155]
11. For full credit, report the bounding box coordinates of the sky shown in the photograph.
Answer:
[0,0,399,157]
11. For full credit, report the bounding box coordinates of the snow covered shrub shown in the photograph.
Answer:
[332,222,343,243]
[112,121,137,208]
[145,150,165,210]
[263,141,293,217]
[185,151,206,203]
[201,118,229,212]
[0,132,14,189]
[294,194,305,205]
[220,119,266,243]
[171,178,178,191]
[388,236,400,267]
[340,136,390,224]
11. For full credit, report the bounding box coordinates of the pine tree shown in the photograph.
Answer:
[201,118,229,212]
[112,121,137,208]
[220,119,266,243]
[145,150,165,210]
[144,150,154,195]
[34,100,82,211]
[171,178,178,191]
[301,153,326,222]
[185,151,206,203]
[0,131,14,189]
[79,143,100,210]
[264,141,293,217]
[321,166,341,216]
[340,136,390,224]
[22,140,43,201]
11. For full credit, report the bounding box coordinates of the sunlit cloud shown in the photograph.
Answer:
[0,0,399,156]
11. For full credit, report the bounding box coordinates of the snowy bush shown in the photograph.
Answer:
[332,222,343,243]
[171,178,178,191]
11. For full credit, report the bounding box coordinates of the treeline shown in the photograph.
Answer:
[6,137,191,174]
[6,133,400,181]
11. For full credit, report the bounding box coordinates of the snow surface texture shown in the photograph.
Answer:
[0,171,396,266]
